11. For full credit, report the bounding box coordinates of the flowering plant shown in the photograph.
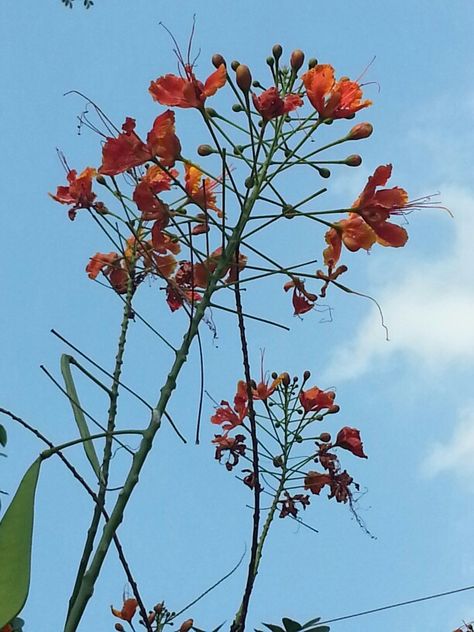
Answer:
[0,34,432,632]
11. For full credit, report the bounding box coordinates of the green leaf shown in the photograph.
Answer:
[303,627,330,632]
[301,618,322,629]
[282,618,302,632]
[61,355,101,481]
[263,624,285,632]
[0,459,41,627]
[0,424,7,447]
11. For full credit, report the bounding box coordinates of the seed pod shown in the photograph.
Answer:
[290,49,305,72]
[236,64,252,93]
[212,53,226,68]
[272,44,283,61]
[197,144,215,157]
[344,154,362,167]
[347,122,373,140]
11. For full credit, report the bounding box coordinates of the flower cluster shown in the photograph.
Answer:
[50,42,425,321]
[211,370,367,520]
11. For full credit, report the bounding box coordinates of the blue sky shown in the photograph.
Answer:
[1,1,474,631]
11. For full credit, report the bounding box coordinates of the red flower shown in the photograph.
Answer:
[302,64,372,119]
[299,386,337,414]
[149,63,226,109]
[133,165,177,222]
[278,491,310,518]
[304,471,333,495]
[252,87,303,121]
[283,277,317,315]
[211,381,248,432]
[50,167,98,220]
[335,427,367,458]
[99,112,181,176]
[212,433,246,471]
[111,598,138,622]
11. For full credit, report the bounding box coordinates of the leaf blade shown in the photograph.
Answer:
[61,354,101,480]
[0,459,41,627]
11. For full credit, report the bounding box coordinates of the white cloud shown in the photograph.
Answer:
[421,404,474,481]
[323,184,474,382]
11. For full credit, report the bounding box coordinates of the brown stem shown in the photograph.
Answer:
[230,254,261,632]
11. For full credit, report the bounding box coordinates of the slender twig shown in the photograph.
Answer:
[0,407,151,629]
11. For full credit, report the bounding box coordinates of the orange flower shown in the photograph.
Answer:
[302,64,371,119]
[149,63,226,109]
[299,386,336,414]
[323,164,410,267]
[352,164,409,245]
[303,471,332,495]
[252,87,303,121]
[99,112,181,176]
[111,598,138,622]
[50,167,98,220]
[185,164,221,215]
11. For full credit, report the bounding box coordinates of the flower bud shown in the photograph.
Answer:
[233,145,244,155]
[328,404,340,414]
[317,167,331,179]
[153,603,164,614]
[344,154,362,167]
[282,372,291,387]
[95,174,107,186]
[231,60,240,71]
[271,372,278,379]
[266,56,274,67]
[346,122,373,141]
[205,107,218,117]
[197,144,215,157]
[290,49,305,72]
[212,53,226,68]
[308,58,318,69]
[272,44,283,61]
[244,175,254,188]
[232,103,244,112]
[315,414,324,421]
[273,455,283,468]
[179,619,194,632]
[303,370,311,381]
[236,64,252,93]
[114,625,125,632]
[295,435,303,443]
[319,432,331,443]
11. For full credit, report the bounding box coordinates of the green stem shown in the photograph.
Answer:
[64,143,277,632]
[40,430,144,459]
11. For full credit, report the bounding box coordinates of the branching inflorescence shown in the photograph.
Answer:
[0,35,433,632]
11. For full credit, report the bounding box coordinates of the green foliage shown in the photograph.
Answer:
[0,459,41,627]
[60,354,101,481]
[61,0,94,8]
[0,424,6,448]
[256,617,330,632]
